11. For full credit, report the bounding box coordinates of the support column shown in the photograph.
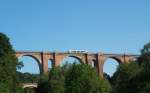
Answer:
[54,53,64,67]
[97,53,106,78]
[41,52,49,74]
[84,54,89,65]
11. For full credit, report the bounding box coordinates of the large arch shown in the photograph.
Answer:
[103,57,121,77]
[108,56,123,64]
[60,55,83,66]
[17,55,42,74]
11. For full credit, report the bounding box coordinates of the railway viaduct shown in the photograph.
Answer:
[16,51,139,77]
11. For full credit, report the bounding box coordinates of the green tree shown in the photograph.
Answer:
[36,67,65,93]
[49,67,65,93]
[0,33,19,93]
[111,62,140,93]
[36,74,50,93]
[65,63,111,93]
[111,42,150,93]
[128,42,150,93]
[36,63,111,93]
[17,72,40,83]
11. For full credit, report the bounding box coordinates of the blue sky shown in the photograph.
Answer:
[0,0,150,75]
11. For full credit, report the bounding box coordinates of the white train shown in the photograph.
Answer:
[68,50,88,53]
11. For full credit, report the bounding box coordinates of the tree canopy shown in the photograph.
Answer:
[111,42,150,93]
[0,33,19,93]
[36,63,111,93]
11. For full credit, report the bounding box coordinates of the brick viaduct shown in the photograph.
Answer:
[16,51,139,77]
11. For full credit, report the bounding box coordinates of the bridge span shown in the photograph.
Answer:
[16,51,139,77]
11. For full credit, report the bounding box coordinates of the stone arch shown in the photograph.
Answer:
[17,54,42,74]
[60,55,84,66]
[23,84,38,89]
[103,57,121,77]
[89,59,97,68]
[68,55,84,63]
[89,59,100,74]
[107,56,123,64]
[18,55,41,63]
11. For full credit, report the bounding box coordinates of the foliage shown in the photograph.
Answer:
[128,42,150,93]
[36,67,65,93]
[0,33,19,93]
[15,86,24,93]
[49,67,65,93]
[17,72,40,83]
[111,42,150,93]
[36,74,50,93]
[36,63,111,93]
[64,63,111,93]
[111,62,141,93]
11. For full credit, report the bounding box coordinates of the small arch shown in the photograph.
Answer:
[90,59,97,68]
[48,59,54,71]
[23,84,37,93]
[133,57,138,62]
[89,59,99,73]
[23,85,37,89]
[23,84,38,89]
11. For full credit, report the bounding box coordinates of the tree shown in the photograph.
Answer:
[111,42,150,93]
[36,67,65,93]
[36,63,111,93]
[36,74,50,93]
[128,42,150,93]
[49,67,65,93]
[65,63,111,93]
[17,72,40,83]
[0,33,19,93]
[111,62,140,93]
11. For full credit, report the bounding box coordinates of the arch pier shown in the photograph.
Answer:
[16,51,139,77]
